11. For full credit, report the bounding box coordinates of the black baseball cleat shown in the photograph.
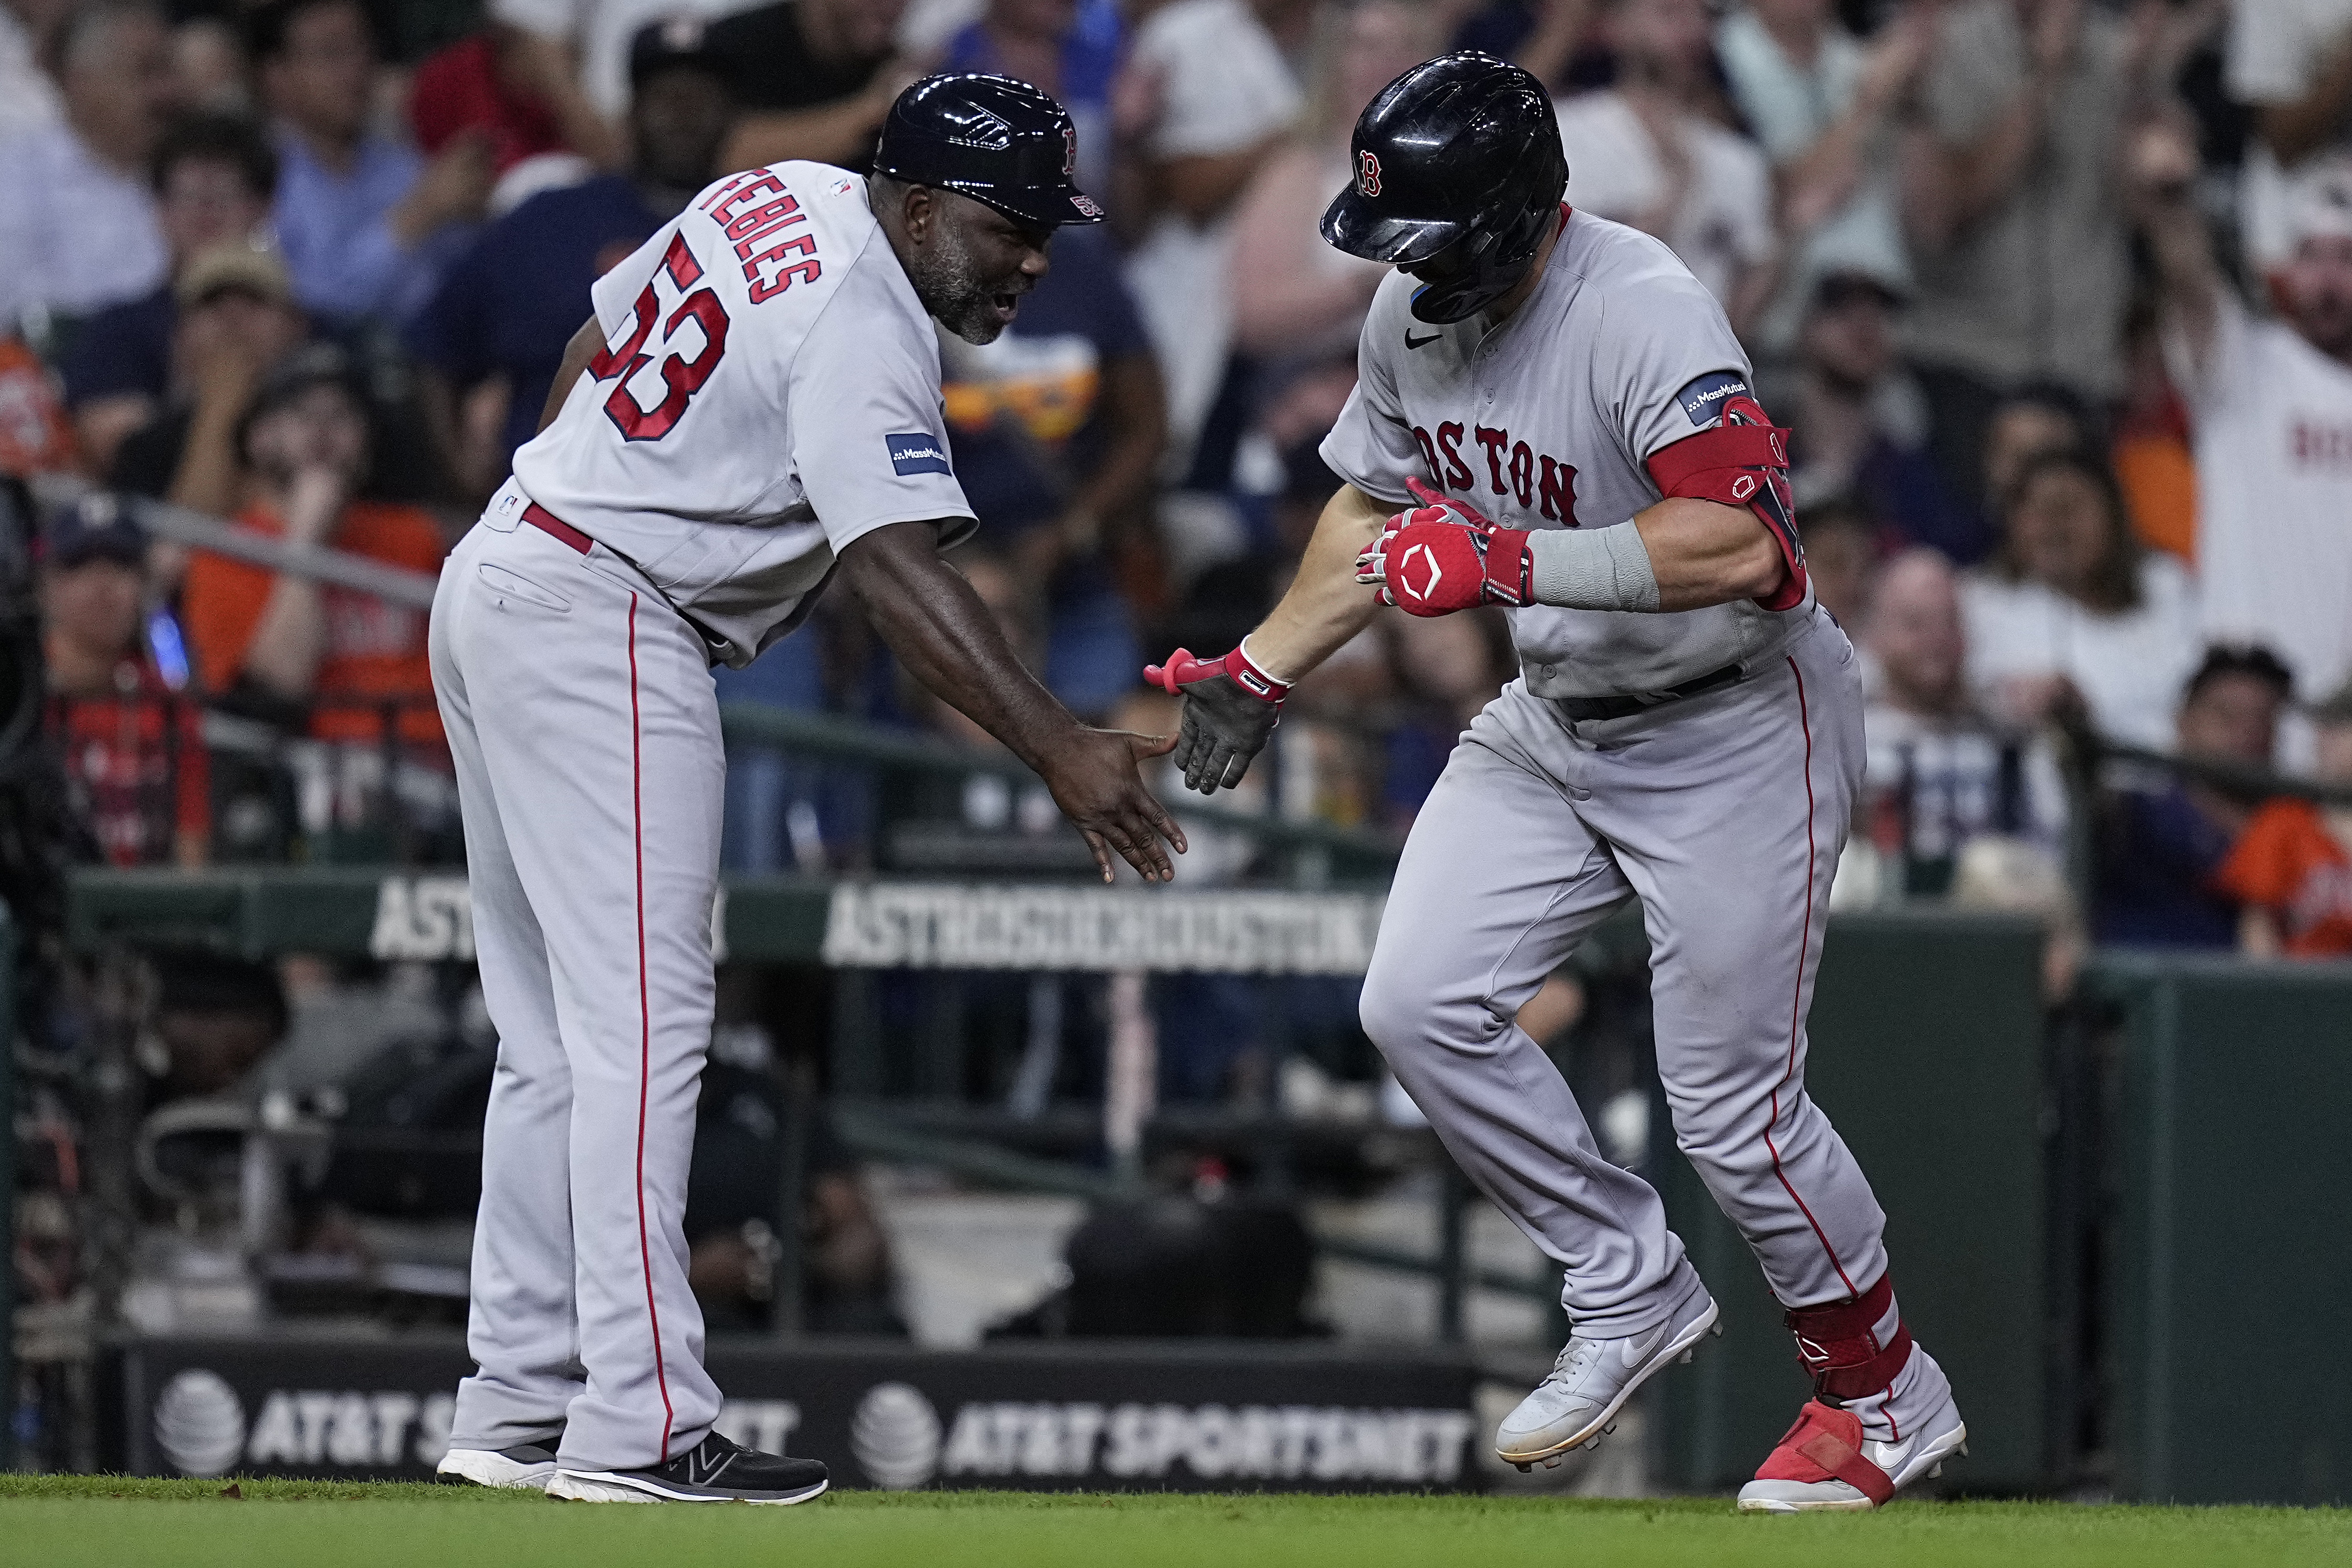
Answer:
[546,1430,830,1504]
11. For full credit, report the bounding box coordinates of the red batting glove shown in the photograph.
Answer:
[1143,643,1291,704]
[1354,477,1532,616]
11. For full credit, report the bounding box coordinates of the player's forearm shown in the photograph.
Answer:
[838,521,1083,772]
[1246,484,1393,677]
[1630,498,1787,610]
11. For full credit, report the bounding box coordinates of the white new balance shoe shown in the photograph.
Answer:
[436,1441,560,1490]
[1735,1391,1968,1512]
[1495,1284,1721,1470]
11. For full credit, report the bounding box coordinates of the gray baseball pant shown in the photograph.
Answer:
[1360,609,1890,1336]
[430,508,725,1472]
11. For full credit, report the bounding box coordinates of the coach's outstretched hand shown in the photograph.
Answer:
[1040,728,1189,883]
[839,520,1188,883]
[1144,644,1291,795]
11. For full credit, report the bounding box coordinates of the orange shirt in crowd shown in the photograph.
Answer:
[2112,431,2196,564]
[2213,798,2352,957]
[184,500,446,745]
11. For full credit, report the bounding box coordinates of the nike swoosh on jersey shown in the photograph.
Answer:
[1405,330,1442,349]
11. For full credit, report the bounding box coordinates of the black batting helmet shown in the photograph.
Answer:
[875,74,1104,231]
[1321,52,1567,324]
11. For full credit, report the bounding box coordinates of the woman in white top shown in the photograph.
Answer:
[1960,447,2201,751]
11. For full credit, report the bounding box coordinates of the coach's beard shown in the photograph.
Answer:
[908,222,1025,346]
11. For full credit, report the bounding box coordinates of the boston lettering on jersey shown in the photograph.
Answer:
[1409,421,1580,525]
[696,170,824,303]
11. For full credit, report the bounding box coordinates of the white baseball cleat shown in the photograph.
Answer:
[1495,1284,1722,1470]
[436,1441,560,1490]
[1735,1392,1968,1512]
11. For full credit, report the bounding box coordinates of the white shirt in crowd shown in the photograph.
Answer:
[490,0,750,119]
[0,6,62,143]
[0,122,166,330]
[1121,0,1302,471]
[1714,7,1910,350]
[1554,90,1773,311]
[2227,0,2352,267]
[2165,287,2352,706]
[1958,552,2201,751]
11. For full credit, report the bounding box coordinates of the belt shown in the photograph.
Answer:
[1555,662,1744,723]
[523,501,592,554]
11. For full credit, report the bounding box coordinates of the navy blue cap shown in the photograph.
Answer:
[875,74,1103,230]
[44,491,145,569]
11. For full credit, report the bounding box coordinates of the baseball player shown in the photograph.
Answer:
[429,75,1185,1503]
[1147,53,1965,1512]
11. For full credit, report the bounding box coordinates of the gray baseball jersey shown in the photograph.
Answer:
[1320,207,1812,698]
[510,160,976,668]
[440,162,977,1473]
[1328,210,1949,1449]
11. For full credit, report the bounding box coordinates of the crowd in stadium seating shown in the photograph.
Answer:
[5,0,2352,964]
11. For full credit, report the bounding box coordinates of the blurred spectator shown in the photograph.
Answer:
[2226,0,2352,268]
[2110,294,2197,563]
[181,345,445,745]
[940,218,1164,719]
[1229,0,1434,488]
[408,25,616,215]
[1981,379,2091,507]
[1766,269,1973,558]
[61,111,277,474]
[0,0,176,335]
[1962,447,2198,748]
[2096,643,2293,948]
[1716,0,1932,355]
[1117,0,1303,475]
[1795,493,1874,629]
[147,949,288,1104]
[1862,548,2066,899]
[0,0,69,140]
[1903,0,2135,494]
[1454,0,1604,94]
[2218,679,2352,957]
[2130,113,2352,717]
[106,242,308,521]
[409,19,736,497]
[1557,0,1774,329]
[40,493,208,867]
[710,0,911,172]
[1380,610,1512,829]
[251,0,492,324]
[169,17,247,114]
[945,0,1123,194]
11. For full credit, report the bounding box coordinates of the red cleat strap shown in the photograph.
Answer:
[1756,1401,1896,1507]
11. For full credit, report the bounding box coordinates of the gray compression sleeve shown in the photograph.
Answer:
[1526,522,1661,612]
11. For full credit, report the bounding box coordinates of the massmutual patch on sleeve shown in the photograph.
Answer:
[1675,371,1750,427]
[886,432,954,476]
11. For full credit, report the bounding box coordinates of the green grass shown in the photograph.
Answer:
[2,1477,2348,1568]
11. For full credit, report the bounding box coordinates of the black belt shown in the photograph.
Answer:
[1554,662,1745,723]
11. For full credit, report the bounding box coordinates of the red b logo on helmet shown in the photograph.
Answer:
[1357,151,1382,197]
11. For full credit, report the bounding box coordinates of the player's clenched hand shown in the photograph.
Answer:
[1355,476,1533,616]
[1143,645,1290,794]
[1039,727,1190,883]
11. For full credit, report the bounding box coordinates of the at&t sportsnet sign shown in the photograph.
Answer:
[116,1338,1481,1492]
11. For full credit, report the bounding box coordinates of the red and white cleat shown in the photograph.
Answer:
[1735,1396,1967,1513]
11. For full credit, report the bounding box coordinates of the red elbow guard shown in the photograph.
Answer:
[1645,410,1809,612]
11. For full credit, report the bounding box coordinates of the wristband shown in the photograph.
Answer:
[1143,640,1292,703]
[1526,522,1661,612]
